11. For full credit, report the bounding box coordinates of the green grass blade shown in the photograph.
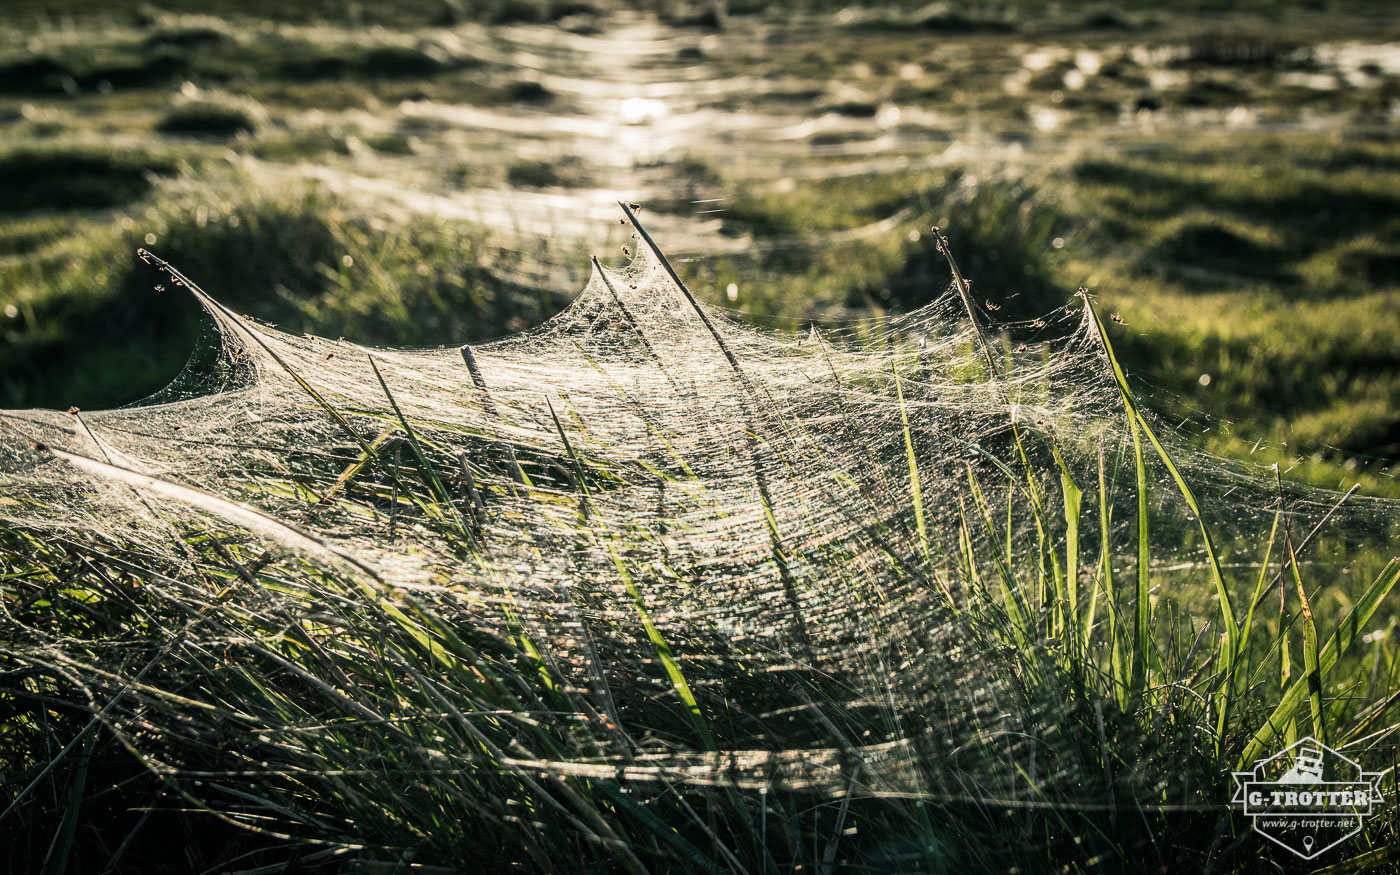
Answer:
[1129,412,1151,698]
[894,367,930,563]
[1240,559,1400,767]
[608,543,716,752]
[966,465,1030,638]
[547,396,593,521]
[40,730,94,875]
[1219,510,1281,746]
[1051,443,1082,642]
[1238,511,1281,666]
[1085,295,1238,703]
[1088,441,1113,654]
[1287,533,1326,744]
[368,355,472,542]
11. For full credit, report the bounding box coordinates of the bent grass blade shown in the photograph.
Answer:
[1241,559,1400,767]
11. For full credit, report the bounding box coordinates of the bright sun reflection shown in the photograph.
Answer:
[619,96,668,124]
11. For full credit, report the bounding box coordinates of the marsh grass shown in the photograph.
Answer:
[0,146,178,214]
[156,96,260,137]
[2,5,1400,868]
[688,137,1400,492]
[1,3,1396,491]
[0,182,567,410]
[2,216,1398,873]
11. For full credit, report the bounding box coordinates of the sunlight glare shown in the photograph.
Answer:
[619,97,668,125]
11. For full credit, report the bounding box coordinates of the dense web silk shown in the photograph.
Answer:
[1,210,1395,865]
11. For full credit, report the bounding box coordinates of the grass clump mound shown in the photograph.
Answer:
[0,147,177,214]
[1145,218,1289,284]
[142,21,235,52]
[1059,140,1400,473]
[916,3,1015,33]
[280,42,461,81]
[0,185,557,410]
[704,171,1066,322]
[507,158,566,188]
[1340,246,1400,288]
[156,96,261,137]
[886,178,1066,321]
[0,56,72,95]
[506,156,587,188]
[490,0,605,25]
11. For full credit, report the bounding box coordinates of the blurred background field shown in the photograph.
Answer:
[2,0,1398,492]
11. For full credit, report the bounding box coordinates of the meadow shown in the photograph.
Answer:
[3,1,1400,872]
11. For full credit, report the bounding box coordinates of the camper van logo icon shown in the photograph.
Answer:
[1231,737,1384,859]
[1280,744,1325,783]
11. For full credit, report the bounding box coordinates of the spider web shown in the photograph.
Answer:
[0,205,1396,869]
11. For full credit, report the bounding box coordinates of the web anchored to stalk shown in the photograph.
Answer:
[1,206,1397,873]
